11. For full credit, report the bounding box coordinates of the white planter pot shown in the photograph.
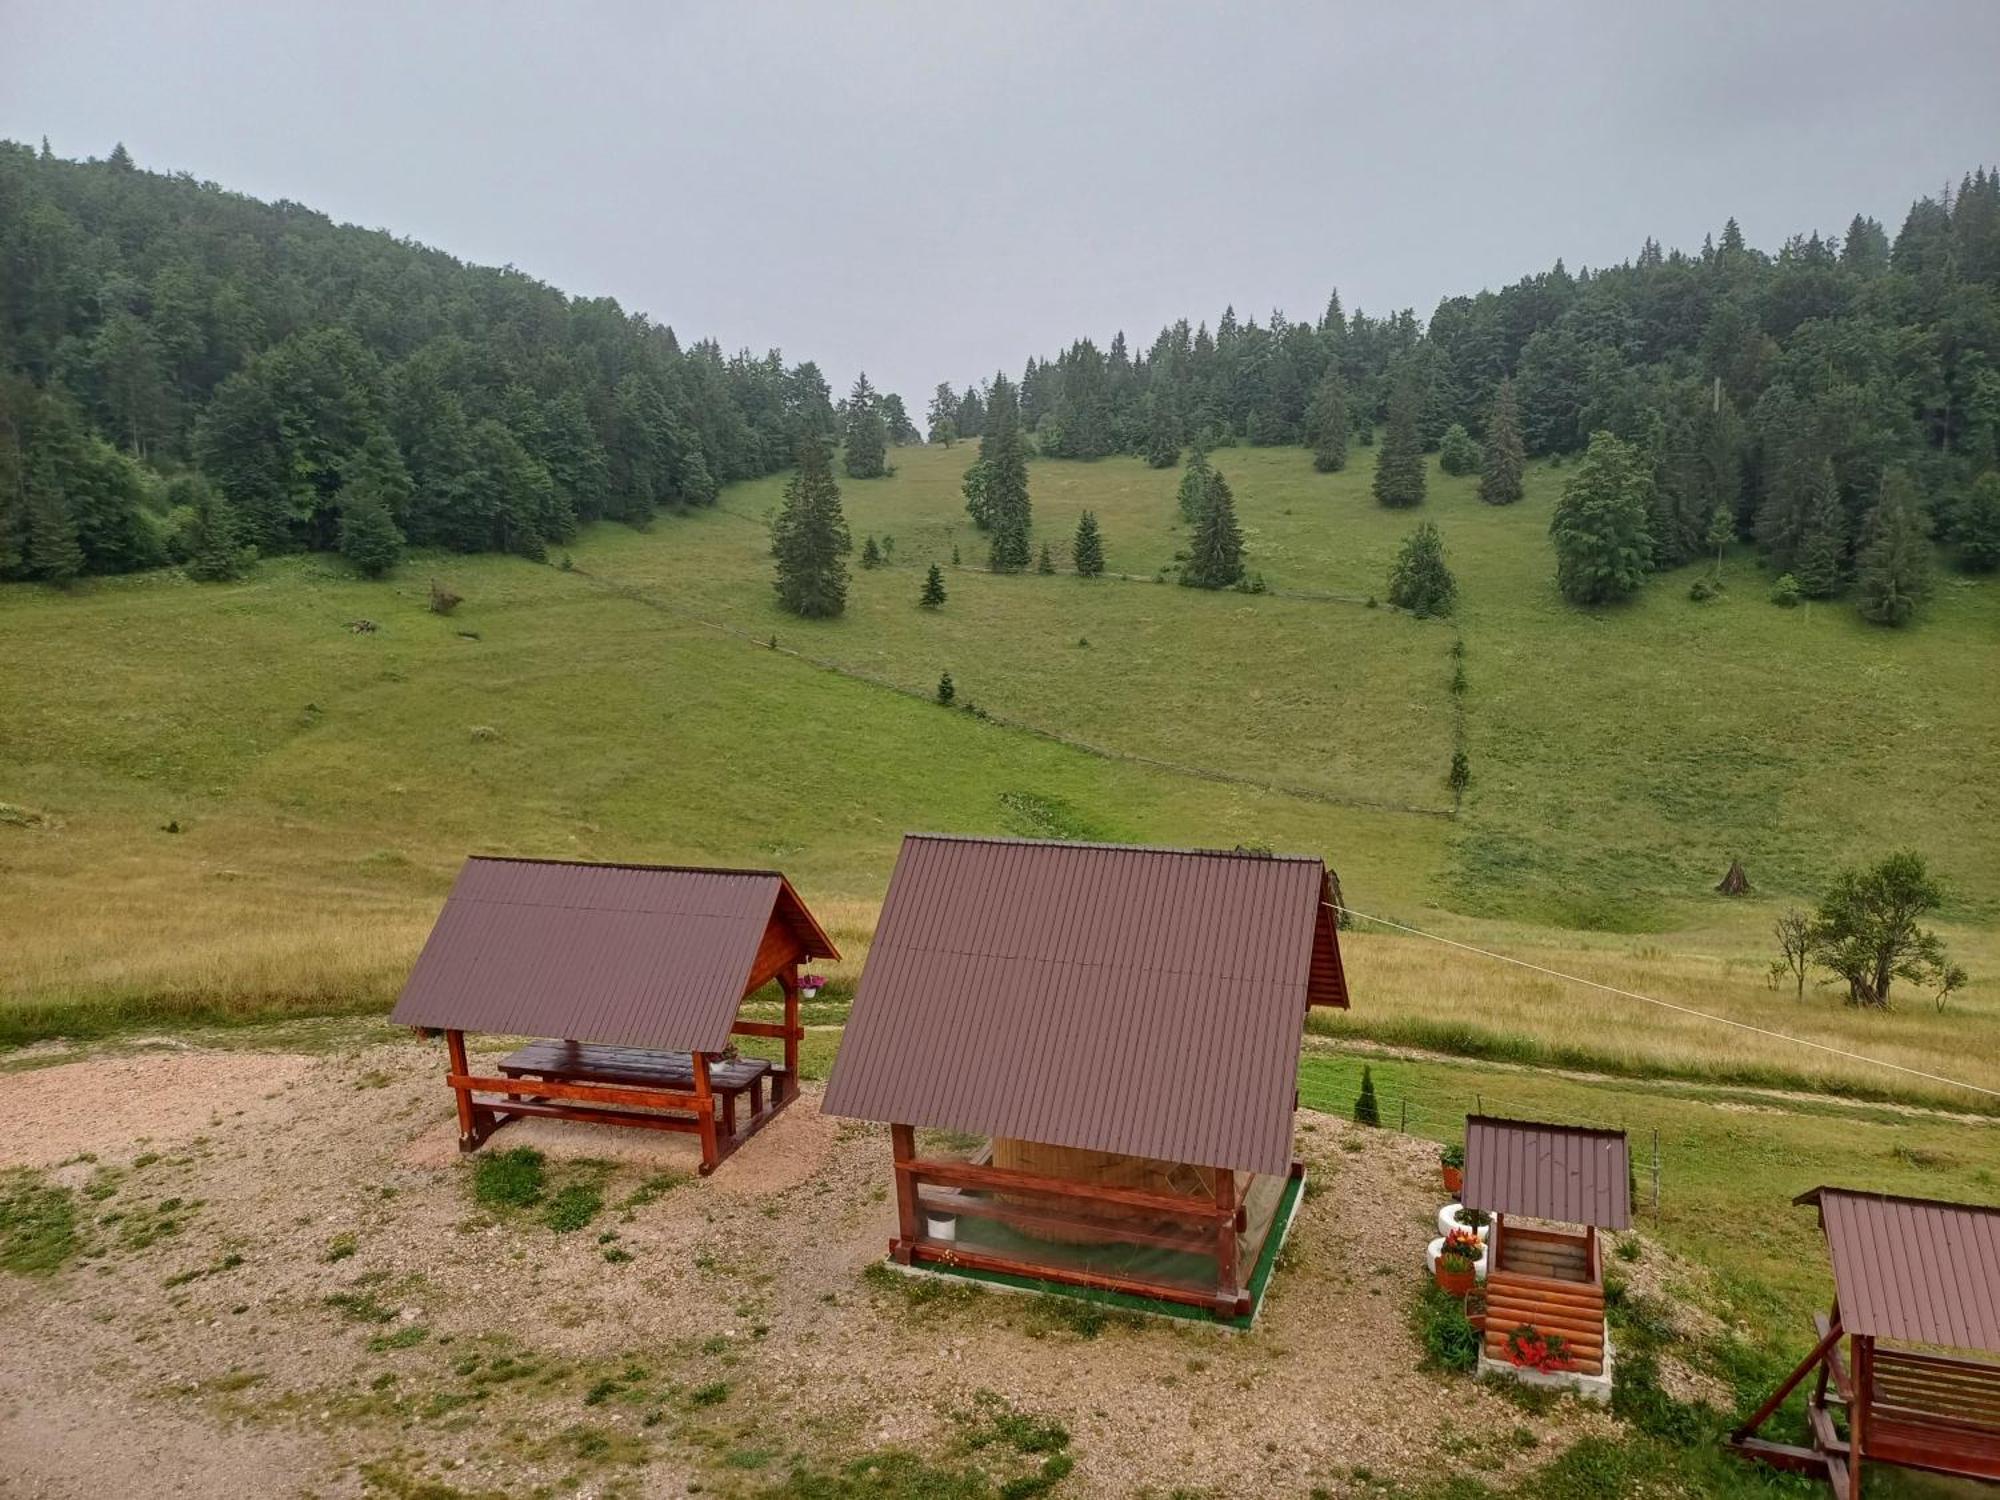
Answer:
[1437,1204,1490,1241]
[800,987,821,1000]
[1426,1236,1488,1283]
[926,1214,958,1243]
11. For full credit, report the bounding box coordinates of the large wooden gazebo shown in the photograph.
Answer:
[391,856,838,1174]
[1461,1115,1630,1389]
[1731,1187,2000,1493]
[820,834,1349,1323]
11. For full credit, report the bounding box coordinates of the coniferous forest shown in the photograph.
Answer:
[0,141,914,583]
[1001,170,2000,609]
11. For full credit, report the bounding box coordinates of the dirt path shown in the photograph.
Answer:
[0,1039,1615,1496]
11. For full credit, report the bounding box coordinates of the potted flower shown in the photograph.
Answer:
[1433,1228,1481,1296]
[799,973,828,1000]
[1504,1324,1572,1374]
[1440,1142,1465,1195]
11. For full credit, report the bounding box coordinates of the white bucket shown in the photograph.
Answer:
[926,1214,958,1243]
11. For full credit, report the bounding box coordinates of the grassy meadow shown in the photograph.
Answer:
[3,440,1998,1110]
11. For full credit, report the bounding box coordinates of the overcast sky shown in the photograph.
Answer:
[6,3,1999,405]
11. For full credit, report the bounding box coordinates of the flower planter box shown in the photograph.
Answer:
[1436,1204,1490,1241]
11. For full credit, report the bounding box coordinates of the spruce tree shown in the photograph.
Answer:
[981,376,1031,572]
[861,534,883,569]
[1182,468,1244,589]
[337,491,404,578]
[184,481,253,582]
[1072,510,1104,577]
[1438,423,1478,477]
[927,383,959,444]
[24,474,84,584]
[1855,471,1932,626]
[1958,472,2000,573]
[1550,431,1654,605]
[1308,369,1349,472]
[1386,521,1457,618]
[936,671,955,706]
[1793,459,1845,598]
[1353,1065,1381,1127]
[1176,449,1212,524]
[919,562,946,609]
[1144,394,1181,469]
[1479,379,1525,506]
[843,372,888,478]
[771,435,851,618]
[1371,380,1427,508]
[1036,541,1055,574]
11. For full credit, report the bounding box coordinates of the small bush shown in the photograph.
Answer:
[1769,572,1802,607]
[1687,576,1722,602]
[1409,1279,1480,1372]
[473,1148,546,1210]
[428,579,462,615]
[322,1232,358,1263]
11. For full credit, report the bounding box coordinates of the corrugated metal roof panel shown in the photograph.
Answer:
[389,856,837,1053]
[1461,1115,1631,1229]
[1799,1187,2000,1352]
[818,834,1346,1176]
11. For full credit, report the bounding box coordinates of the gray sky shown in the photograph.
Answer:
[6,2,1999,405]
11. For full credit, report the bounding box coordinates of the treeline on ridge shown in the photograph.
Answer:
[0,140,914,584]
[943,168,2000,607]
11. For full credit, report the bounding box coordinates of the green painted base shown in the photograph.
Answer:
[888,1168,1306,1331]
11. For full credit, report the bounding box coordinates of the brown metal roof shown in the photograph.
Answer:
[389,856,837,1053]
[818,834,1348,1176]
[1796,1187,2000,1352]
[1461,1115,1631,1229]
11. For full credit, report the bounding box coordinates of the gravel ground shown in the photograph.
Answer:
[0,1035,1618,1497]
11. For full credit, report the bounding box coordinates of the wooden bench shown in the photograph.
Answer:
[442,1034,791,1174]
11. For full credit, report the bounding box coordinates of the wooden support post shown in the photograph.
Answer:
[1732,1313,1846,1442]
[890,1123,919,1262]
[1849,1336,1869,1500]
[780,963,801,1100]
[446,1029,479,1149]
[691,1052,720,1172]
[1214,1167,1240,1313]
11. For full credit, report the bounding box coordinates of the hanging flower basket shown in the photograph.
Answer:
[799,973,828,1000]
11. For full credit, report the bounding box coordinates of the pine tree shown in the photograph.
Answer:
[1176,449,1212,523]
[1353,1065,1381,1127]
[860,534,883,569]
[1438,423,1478,477]
[1550,431,1654,605]
[1958,472,2000,573]
[927,383,959,444]
[1036,541,1055,574]
[1182,468,1244,589]
[184,480,253,582]
[1855,471,1932,626]
[24,470,84,584]
[936,671,955,706]
[919,562,946,609]
[771,435,851,618]
[1386,521,1457,617]
[1372,379,1427,508]
[843,372,888,478]
[338,491,404,578]
[1307,369,1349,472]
[1072,510,1104,577]
[1793,458,1845,598]
[1479,379,1525,505]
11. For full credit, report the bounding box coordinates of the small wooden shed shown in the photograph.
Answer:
[820,834,1349,1322]
[1731,1188,2000,1493]
[1461,1115,1630,1382]
[391,856,838,1174]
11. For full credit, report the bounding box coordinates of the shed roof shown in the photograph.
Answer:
[389,856,837,1053]
[818,834,1347,1176]
[1461,1115,1631,1229]
[1796,1187,2000,1352]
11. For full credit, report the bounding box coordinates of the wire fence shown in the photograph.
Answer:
[1298,1051,1666,1227]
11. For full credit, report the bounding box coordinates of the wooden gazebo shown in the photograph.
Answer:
[1731,1187,2000,1493]
[391,856,838,1174]
[1461,1115,1630,1385]
[820,834,1349,1322]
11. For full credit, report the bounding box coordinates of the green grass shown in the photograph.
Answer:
[0,1169,83,1274]
[2,441,1997,1108]
[471,1149,546,1211]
